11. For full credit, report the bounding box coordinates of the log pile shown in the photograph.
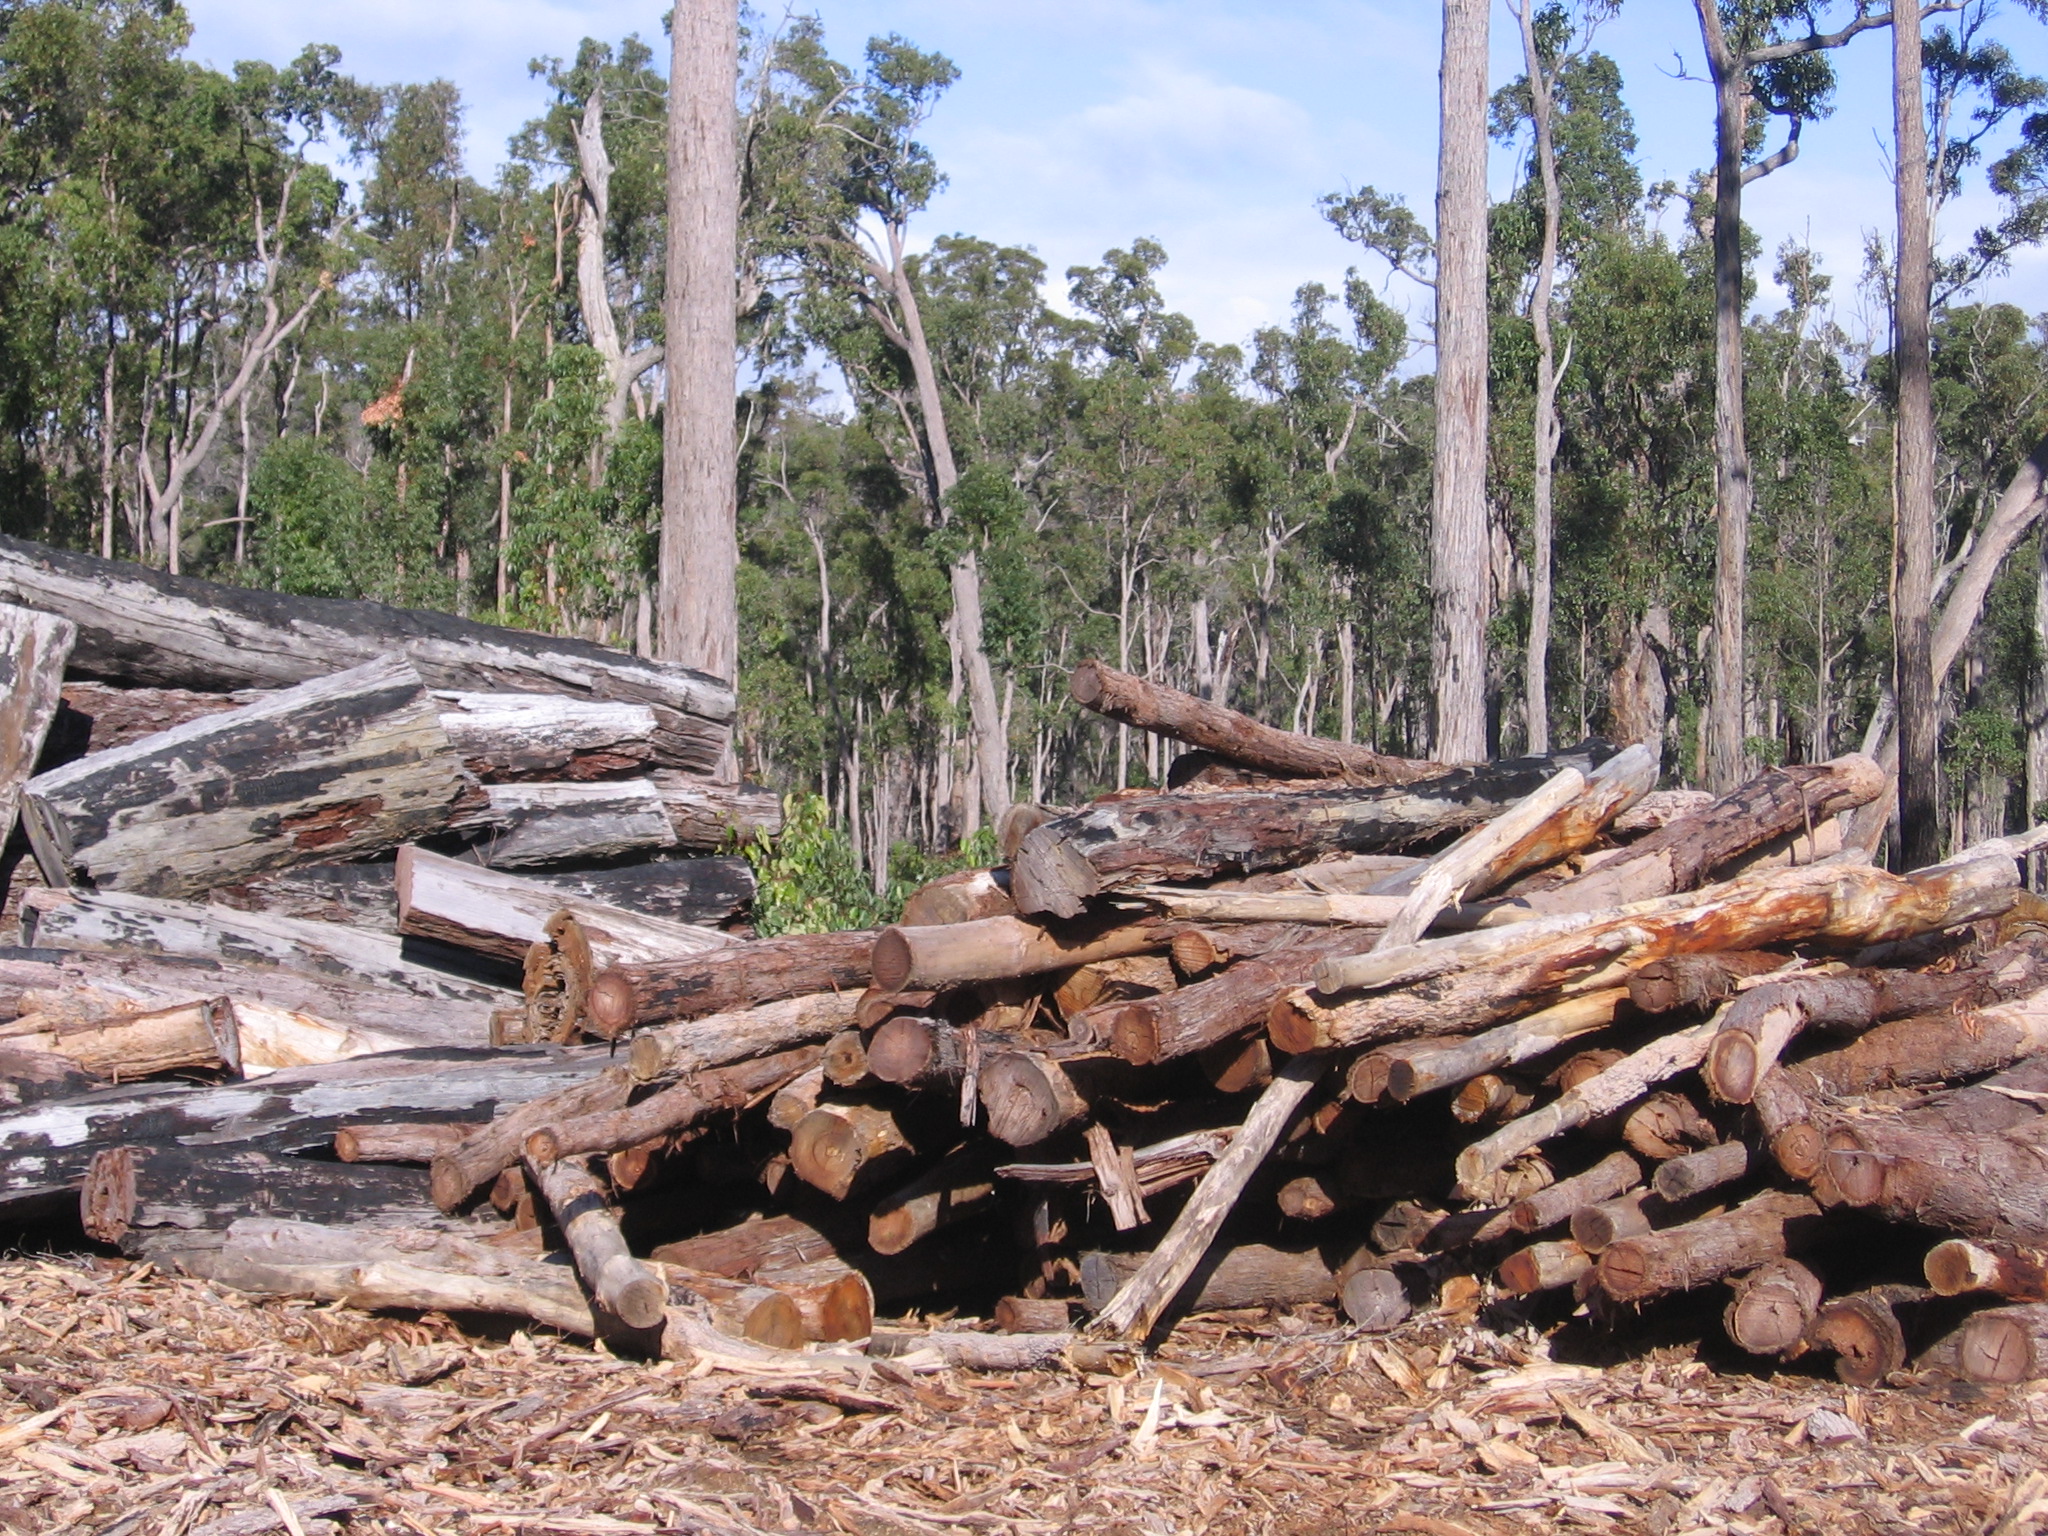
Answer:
[9,643,2048,1392]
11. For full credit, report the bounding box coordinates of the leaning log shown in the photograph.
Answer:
[1594,1191,1820,1303]
[429,1066,635,1212]
[0,604,74,841]
[581,930,874,1039]
[1011,754,1622,918]
[0,532,733,754]
[22,657,473,899]
[522,1152,668,1329]
[1069,658,1444,784]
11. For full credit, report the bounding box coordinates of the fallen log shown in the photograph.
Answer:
[1595,1191,1820,1303]
[1069,658,1444,784]
[899,868,1016,927]
[789,1103,913,1200]
[869,1144,1000,1255]
[1924,1239,2048,1301]
[1352,989,1627,1104]
[49,681,241,757]
[995,1126,1233,1199]
[1108,929,1363,1066]
[1451,1074,1535,1125]
[1012,754,1621,918]
[1507,755,1887,916]
[434,691,704,780]
[1956,1302,2048,1383]
[1722,1258,1823,1356]
[540,852,754,932]
[22,657,474,899]
[1507,1151,1642,1234]
[334,1122,474,1164]
[395,846,735,968]
[977,1048,1106,1147]
[462,781,677,867]
[1080,1243,1336,1315]
[581,930,874,1039]
[1653,1140,1750,1201]
[870,914,1170,994]
[649,772,783,851]
[81,1145,437,1246]
[0,532,733,752]
[33,996,239,1079]
[994,1297,1073,1333]
[522,1152,668,1329]
[1808,1286,1923,1387]
[1499,1239,1592,1294]
[0,604,74,841]
[429,1066,635,1211]
[1052,954,1177,1020]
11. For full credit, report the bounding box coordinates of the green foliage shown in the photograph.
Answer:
[746,794,885,936]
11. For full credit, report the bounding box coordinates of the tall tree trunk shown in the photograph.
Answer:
[1515,0,1561,757]
[1893,2,1940,868]
[2031,529,2048,888]
[1696,1,1755,794]
[1430,0,1492,763]
[660,0,740,690]
[575,87,664,441]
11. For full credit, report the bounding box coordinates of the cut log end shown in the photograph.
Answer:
[1266,994,1327,1055]
[869,929,915,995]
[1723,1261,1822,1357]
[1340,1267,1412,1331]
[1821,1129,1886,1206]
[600,1256,670,1332]
[585,972,637,1039]
[1704,1031,1761,1105]
[1108,1002,1164,1066]
[1925,1240,2001,1297]
[1959,1310,2044,1384]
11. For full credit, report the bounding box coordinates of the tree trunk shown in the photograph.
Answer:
[1653,1140,1750,1201]
[1431,0,1492,761]
[523,1152,668,1328]
[0,534,734,741]
[80,1146,439,1248]
[1499,1239,1591,1294]
[659,0,740,688]
[1514,0,1561,756]
[23,658,474,900]
[1352,989,1625,1104]
[1108,929,1365,1065]
[1894,1,1940,867]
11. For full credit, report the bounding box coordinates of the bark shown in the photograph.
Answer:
[395,846,736,969]
[581,929,874,1037]
[1621,1091,1719,1160]
[22,887,515,1035]
[1080,1243,1335,1315]
[459,781,681,867]
[870,913,1170,993]
[1723,1258,1823,1357]
[1507,1151,1642,1235]
[1894,1,1939,868]
[624,991,860,1082]
[23,658,474,900]
[1785,987,2048,1103]
[865,1016,981,1089]
[1013,752,1615,918]
[993,1126,1233,1199]
[523,1152,668,1329]
[1351,988,1625,1104]
[1110,929,1364,1065]
[0,605,74,842]
[1431,0,1492,762]
[537,854,755,929]
[1957,1302,2048,1383]
[660,0,739,685]
[50,681,240,757]
[1653,1140,1750,1202]
[1595,1191,1820,1302]
[647,773,784,850]
[1924,1239,2048,1301]
[80,1145,437,1247]
[1628,950,1789,1013]
[429,1064,634,1212]
[0,534,734,740]
[1510,755,1887,916]
[1499,1239,1591,1295]
[899,867,1016,927]
[868,1143,999,1255]
[1069,659,1443,783]
[788,1102,913,1200]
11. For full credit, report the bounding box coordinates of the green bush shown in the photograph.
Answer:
[743,794,1002,936]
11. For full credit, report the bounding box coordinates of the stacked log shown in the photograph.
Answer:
[11,643,2048,1389]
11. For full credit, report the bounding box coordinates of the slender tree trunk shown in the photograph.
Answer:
[660,0,739,688]
[1696,2,1755,794]
[1516,0,1561,757]
[1431,0,1492,762]
[1893,2,1940,868]
[2031,530,2048,888]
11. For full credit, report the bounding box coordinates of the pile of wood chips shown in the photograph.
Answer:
[9,541,2048,1534]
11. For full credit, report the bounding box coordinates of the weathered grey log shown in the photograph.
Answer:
[624,990,860,1081]
[0,531,733,749]
[530,855,755,927]
[435,691,701,779]
[21,886,515,1025]
[1340,1265,1413,1331]
[81,1145,436,1247]
[394,846,736,967]
[1080,1243,1336,1315]
[460,781,676,867]
[0,604,75,842]
[1011,753,1619,918]
[0,1043,608,1220]
[22,657,473,899]
[648,772,783,850]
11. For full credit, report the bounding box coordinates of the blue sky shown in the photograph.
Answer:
[182,0,2047,350]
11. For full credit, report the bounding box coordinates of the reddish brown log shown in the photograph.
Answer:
[1452,1074,1535,1125]
[431,1067,634,1212]
[1621,1092,1719,1160]
[1809,1286,1920,1387]
[625,990,860,1082]
[665,1261,874,1345]
[1628,951,1787,1014]
[788,1103,912,1200]
[854,988,939,1031]
[870,914,1168,994]
[1356,988,1627,1104]
[1052,954,1177,1020]
[868,1144,999,1255]
[1722,1258,1823,1357]
[1925,1239,2048,1301]
[978,1050,1092,1147]
[1595,1191,1819,1302]
[1571,1192,1655,1254]
[1069,659,1443,784]
[335,1123,473,1164]
[533,1049,823,1179]
[995,1296,1073,1333]
[1957,1303,2048,1383]
[582,930,873,1038]
[1500,1239,1592,1294]
[865,1017,972,1088]
[1110,929,1367,1065]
